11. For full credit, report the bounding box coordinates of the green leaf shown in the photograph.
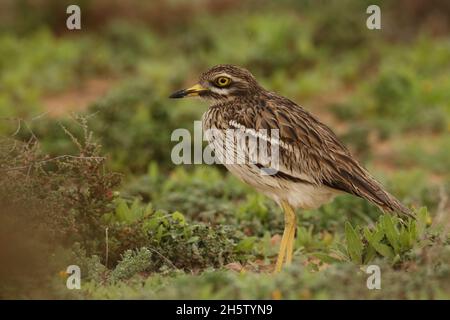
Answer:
[235,237,257,253]
[130,198,142,222]
[409,220,418,243]
[363,244,377,264]
[172,211,186,226]
[144,203,153,216]
[156,223,165,242]
[371,242,395,259]
[311,252,343,264]
[147,161,159,181]
[345,222,363,264]
[187,236,199,244]
[365,225,384,243]
[115,199,130,222]
[398,226,411,250]
[364,224,395,259]
[363,227,374,241]
[296,226,312,247]
[416,207,430,236]
[382,215,400,253]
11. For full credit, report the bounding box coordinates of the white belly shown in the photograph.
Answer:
[224,163,338,210]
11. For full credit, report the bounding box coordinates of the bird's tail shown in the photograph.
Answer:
[355,173,415,219]
[378,190,415,219]
[332,166,415,219]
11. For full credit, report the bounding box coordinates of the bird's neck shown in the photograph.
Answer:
[208,90,264,108]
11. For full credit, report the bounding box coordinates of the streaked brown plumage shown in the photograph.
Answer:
[170,64,412,272]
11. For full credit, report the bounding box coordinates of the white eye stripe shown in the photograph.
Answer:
[215,73,232,78]
[214,73,240,83]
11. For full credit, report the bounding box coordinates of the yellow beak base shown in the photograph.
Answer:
[169,83,208,98]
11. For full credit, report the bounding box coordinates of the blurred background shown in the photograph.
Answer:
[0,0,449,299]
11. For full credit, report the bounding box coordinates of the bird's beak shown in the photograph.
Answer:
[169,83,208,99]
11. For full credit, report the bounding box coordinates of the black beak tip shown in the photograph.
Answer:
[169,90,186,99]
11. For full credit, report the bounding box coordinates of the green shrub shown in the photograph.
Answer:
[0,29,112,121]
[109,248,153,282]
[123,164,285,236]
[101,197,243,270]
[332,208,432,265]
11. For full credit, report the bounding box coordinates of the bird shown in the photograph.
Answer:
[170,64,412,273]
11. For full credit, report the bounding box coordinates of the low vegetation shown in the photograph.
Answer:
[0,0,449,299]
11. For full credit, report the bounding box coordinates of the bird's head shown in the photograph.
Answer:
[169,64,261,102]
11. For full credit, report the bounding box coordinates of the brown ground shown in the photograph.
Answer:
[43,78,116,117]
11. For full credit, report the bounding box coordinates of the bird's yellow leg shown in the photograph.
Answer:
[285,204,297,265]
[274,201,297,273]
[274,229,288,273]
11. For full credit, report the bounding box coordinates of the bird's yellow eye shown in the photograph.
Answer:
[215,76,231,87]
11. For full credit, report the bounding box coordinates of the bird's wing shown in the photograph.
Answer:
[230,96,412,217]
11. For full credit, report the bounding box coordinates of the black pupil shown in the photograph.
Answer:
[219,78,227,84]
